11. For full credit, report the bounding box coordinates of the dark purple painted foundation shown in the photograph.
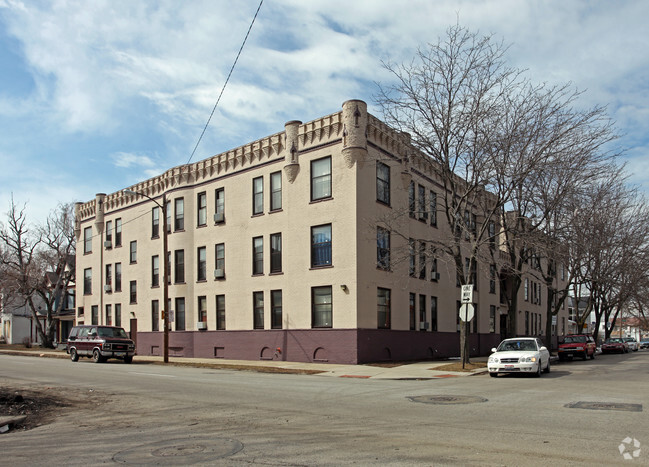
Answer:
[135,329,502,364]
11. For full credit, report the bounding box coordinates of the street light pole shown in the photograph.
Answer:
[125,189,169,363]
[161,193,169,363]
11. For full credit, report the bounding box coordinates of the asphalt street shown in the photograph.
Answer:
[1,350,647,465]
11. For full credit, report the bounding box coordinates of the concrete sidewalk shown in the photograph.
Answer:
[0,348,488,380]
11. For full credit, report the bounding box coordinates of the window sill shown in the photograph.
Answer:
[269,271,284,276]
[252,273,265,277]
[196,224,207,229]
[268,208,283,214]
[251,212,264,218]
[196,279,207,283]
[376,200,391,208]
[309,196,333,204]
[310,264,333,270]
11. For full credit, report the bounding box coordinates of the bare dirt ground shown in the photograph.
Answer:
[0,385,90,431]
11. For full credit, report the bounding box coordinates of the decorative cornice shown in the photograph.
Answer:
[77,111,347,221]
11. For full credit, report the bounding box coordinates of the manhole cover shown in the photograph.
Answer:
[565,401,642,412]
[408,395,488,405]
[113,436,243,464]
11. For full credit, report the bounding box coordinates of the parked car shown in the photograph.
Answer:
[67,325,136,363]
[622,337,639,352]
[601,337,628,354]
[558,334,596,361]
[487,337,550,377]
[640,339,649,350]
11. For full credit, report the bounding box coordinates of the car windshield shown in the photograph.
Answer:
[97,327,128,338]
[606,338,622,343]
[622,338,635,342]
[497,340,537,352]
[564,336,587,343]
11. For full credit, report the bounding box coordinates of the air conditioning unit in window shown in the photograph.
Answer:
[214,268,225,279]
[104,240,112,248]
[432,272,440,281]
[197,321,207,330]
[214,212,224,223]
[420,322,429,330]
[104,285,112,292]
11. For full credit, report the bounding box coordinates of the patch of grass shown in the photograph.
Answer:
[432,362,487,372]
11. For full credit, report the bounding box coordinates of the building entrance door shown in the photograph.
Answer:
[500,314,508,341]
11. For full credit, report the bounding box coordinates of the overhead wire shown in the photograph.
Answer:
[186,0,264,166]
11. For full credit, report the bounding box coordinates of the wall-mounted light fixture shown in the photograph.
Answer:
[340,284,348,292]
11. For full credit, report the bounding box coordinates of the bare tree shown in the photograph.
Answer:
[376,25,523,366]
[375,24,620,363]
[566,176,649,342]
[0,199,75,348]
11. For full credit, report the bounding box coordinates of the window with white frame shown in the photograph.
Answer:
[376,227,390,270]
[197,192,207,226]
[312,286,332,328]
[311,224,332,267]
[377,288,391,329]
[270,171,282,211]
[253,237,263,275]
[174,198,184,231]
[311,157,332,201]
[252,176,263,215]
[84,227,92,254]
[376,162,390,205]
[253,291,264,329]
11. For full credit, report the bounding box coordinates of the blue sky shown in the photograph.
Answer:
[1,0,648,222]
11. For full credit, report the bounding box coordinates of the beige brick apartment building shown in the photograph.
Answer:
[74,99,568,364]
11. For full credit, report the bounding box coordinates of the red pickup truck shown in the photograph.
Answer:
[558,334,596,361]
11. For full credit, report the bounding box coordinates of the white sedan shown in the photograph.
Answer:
[488,337,551,377]
[622,337,639,352]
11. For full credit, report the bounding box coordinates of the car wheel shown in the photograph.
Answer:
[124,356,133,364]
[489,372,497,377]
[590,351,595,360]
[70,349,79,362]
[544,359,550,373]
[582,351,587,361]
[558,355,565,362]
[92,348,104,363]
[534,363,542,377]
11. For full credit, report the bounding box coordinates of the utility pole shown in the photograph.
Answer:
[124,189,169,363]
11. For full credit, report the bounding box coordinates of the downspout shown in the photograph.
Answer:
[95,194,106,325]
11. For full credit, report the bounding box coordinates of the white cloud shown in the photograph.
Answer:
[111,152,156,169]
[0,0,647,207]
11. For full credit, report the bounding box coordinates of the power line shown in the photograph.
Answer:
[186,0,264,165]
